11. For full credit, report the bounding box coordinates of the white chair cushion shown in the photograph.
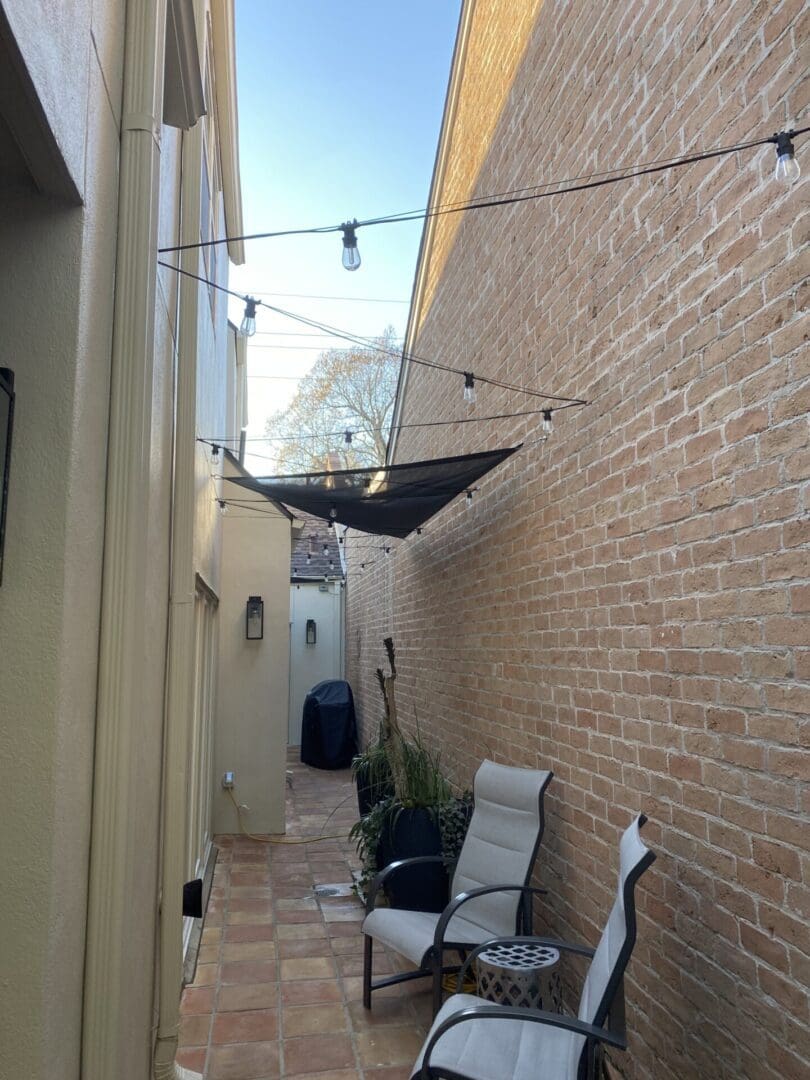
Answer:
[451,762,550,940]
[410,993,586,1080]
[363,908,496,967]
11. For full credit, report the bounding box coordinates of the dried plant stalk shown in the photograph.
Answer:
[379,639,407,800]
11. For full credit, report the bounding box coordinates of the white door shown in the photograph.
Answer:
[288,582,345,745]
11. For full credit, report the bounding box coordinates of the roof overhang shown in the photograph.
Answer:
[163,0,206,130]
[222,449,294,519]
[210,0,245,264]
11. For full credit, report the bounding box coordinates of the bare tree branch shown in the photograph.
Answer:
[264,327,400,472]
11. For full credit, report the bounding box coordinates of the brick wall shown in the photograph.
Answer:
[346,1,809,1076]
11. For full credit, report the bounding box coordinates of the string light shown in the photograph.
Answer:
[198,404,583,454]
[211,444,220,462]
[169,267,586,407]
[218,499,228,514]
[158,127,808,258]
[463,372,476,405]
[341,220,361,271]
[306,552,312,564]
[322,543,328,556]
[329,504,337,519]
[384,546,391,557]
[239,297,258,337]
[344,430,353,445]
[465,489,474,508]
[542,409,553,439]
[774,130,801,184]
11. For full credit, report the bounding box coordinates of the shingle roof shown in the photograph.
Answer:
[291,515,343,581]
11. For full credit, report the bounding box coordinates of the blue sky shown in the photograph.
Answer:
[228,1,461,471]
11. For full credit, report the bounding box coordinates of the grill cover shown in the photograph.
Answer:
[226,446,521,538]
[300,679,358,770]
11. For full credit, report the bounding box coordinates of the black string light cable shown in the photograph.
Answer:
[157,127,807,256]
[248,299,587,405]
[217,498,290,518]
[249,291,409,304]
[196,404,581,455]
[157,260,586,407]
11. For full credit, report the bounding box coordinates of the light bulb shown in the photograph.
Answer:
[344,430,353,445]
[239,297,258,337]
[218,500,228,515]
[329,559,334,569]
[463,372,476,405]
[384,546,390,557]
[360,562,365,571]
[341,219,361,271]
[322,544,328,556]
[542,409,553,438]
[306,552,311,564]
[774,131,800,184]
[329,505,337,519]
[465,490,473,508]
[211,444,220,462]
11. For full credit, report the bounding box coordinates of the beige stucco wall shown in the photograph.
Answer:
[213,461,292,835]
[0,1,269,1074]
[0,5,207,1078]
[0,3,123,1076]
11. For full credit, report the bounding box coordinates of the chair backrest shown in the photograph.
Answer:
[450,760,552,938]
[577,815,656,1028]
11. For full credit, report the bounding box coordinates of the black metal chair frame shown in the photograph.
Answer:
[363,771,552,1017]
[417,815,656,1079]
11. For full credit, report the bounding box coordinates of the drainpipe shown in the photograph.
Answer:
[152,113,204,1080]
[82,1,169,1078]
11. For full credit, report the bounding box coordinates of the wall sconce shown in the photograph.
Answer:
[246,595,264,640]
[305,619,317,645]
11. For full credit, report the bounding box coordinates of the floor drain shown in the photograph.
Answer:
[314,883,355,897]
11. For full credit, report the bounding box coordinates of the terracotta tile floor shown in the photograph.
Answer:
[178,753,432,1079]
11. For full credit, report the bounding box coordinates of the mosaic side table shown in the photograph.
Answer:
[475,940,563,1011]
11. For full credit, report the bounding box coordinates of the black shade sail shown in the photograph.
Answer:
[226,446,522,538]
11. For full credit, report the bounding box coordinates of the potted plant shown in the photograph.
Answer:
[350,638,473,911]
[352,723,394,817]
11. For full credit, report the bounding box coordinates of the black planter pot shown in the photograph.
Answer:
[377,807,448,913]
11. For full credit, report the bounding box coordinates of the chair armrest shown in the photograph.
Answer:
[420,1004,626,1078]
[365,856,447,914]
[457,935,595,987]
[433,886,548,949]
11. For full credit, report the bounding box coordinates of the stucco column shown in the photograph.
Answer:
[81,0,168,1077]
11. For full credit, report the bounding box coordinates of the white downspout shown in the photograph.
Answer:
[153,115,205,1080]
[82,1,169,1077]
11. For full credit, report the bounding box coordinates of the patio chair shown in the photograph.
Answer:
[362,760,553,1016]
[410,814,656,1080]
